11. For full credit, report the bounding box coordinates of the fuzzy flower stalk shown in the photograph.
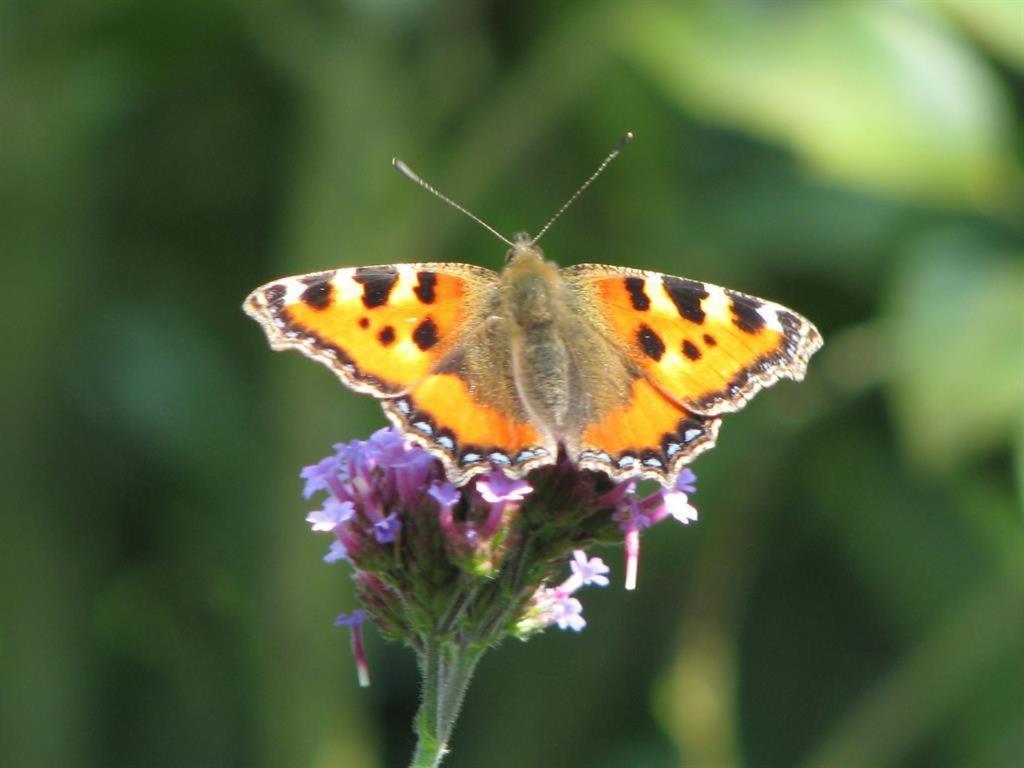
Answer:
[301,428,698,768]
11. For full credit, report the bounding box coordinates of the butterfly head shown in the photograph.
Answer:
[505,232,544,266]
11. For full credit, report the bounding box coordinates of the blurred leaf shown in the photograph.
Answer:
[617,0,1017,208]
[806,416,983,635]
[939,0,1024,72]
[802,575,1024,768]
[886,236,1024,471]
[1018,412,1024,515]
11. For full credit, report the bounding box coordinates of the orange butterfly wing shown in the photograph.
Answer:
[383,370,555,486]
[564,264,823,416]
[244,263,555,483]
[244,264,495,395]
[561,264,820,485]
[574,376,721,484]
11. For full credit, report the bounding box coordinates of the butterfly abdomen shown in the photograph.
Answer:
[501,249,573,436]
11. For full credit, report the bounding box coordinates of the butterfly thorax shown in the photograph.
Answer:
[502,244,559,324]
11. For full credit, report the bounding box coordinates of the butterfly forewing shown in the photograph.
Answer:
[244,263,496,396]
[562,264,823,417]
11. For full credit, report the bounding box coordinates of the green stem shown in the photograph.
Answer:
[411,638,441,768]
[409,533,535,767]
[410,639,484,768]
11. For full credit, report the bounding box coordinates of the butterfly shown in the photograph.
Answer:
[244,137,822,487]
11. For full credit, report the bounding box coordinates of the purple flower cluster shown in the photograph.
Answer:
[301,428,433,552]
[302,428,543,572]
[605,469,699,590]
[299,427,698,685]
[518,550,611,634]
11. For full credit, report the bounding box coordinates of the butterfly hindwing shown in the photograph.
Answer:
[563,264,823,416]
[384,366,557,486]
[244,263,497,396]
[574,376,721,484]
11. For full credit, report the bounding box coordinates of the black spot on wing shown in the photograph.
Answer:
[778,310,802,337]
[702,333,717,346]
[353,266,399,309]
[682,339,701,360]
[636,324,665,361]
[663,277,708,325]
[660,412,710,453]
[414,271,437,304]
[624,277,650,311]
[413,317,439,351]
[377,326,396,346]
[274,322,403,394]
[358,317,370,329]
[264,284,286,305]
[602,411,715,478]
[777,310,817,358]
[727,291,766,334]
[300,280,332,310]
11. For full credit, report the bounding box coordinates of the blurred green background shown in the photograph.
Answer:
[4,1,1023,766]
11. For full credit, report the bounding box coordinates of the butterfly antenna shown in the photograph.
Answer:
[392,158,515,248]
[531,131,634,245]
